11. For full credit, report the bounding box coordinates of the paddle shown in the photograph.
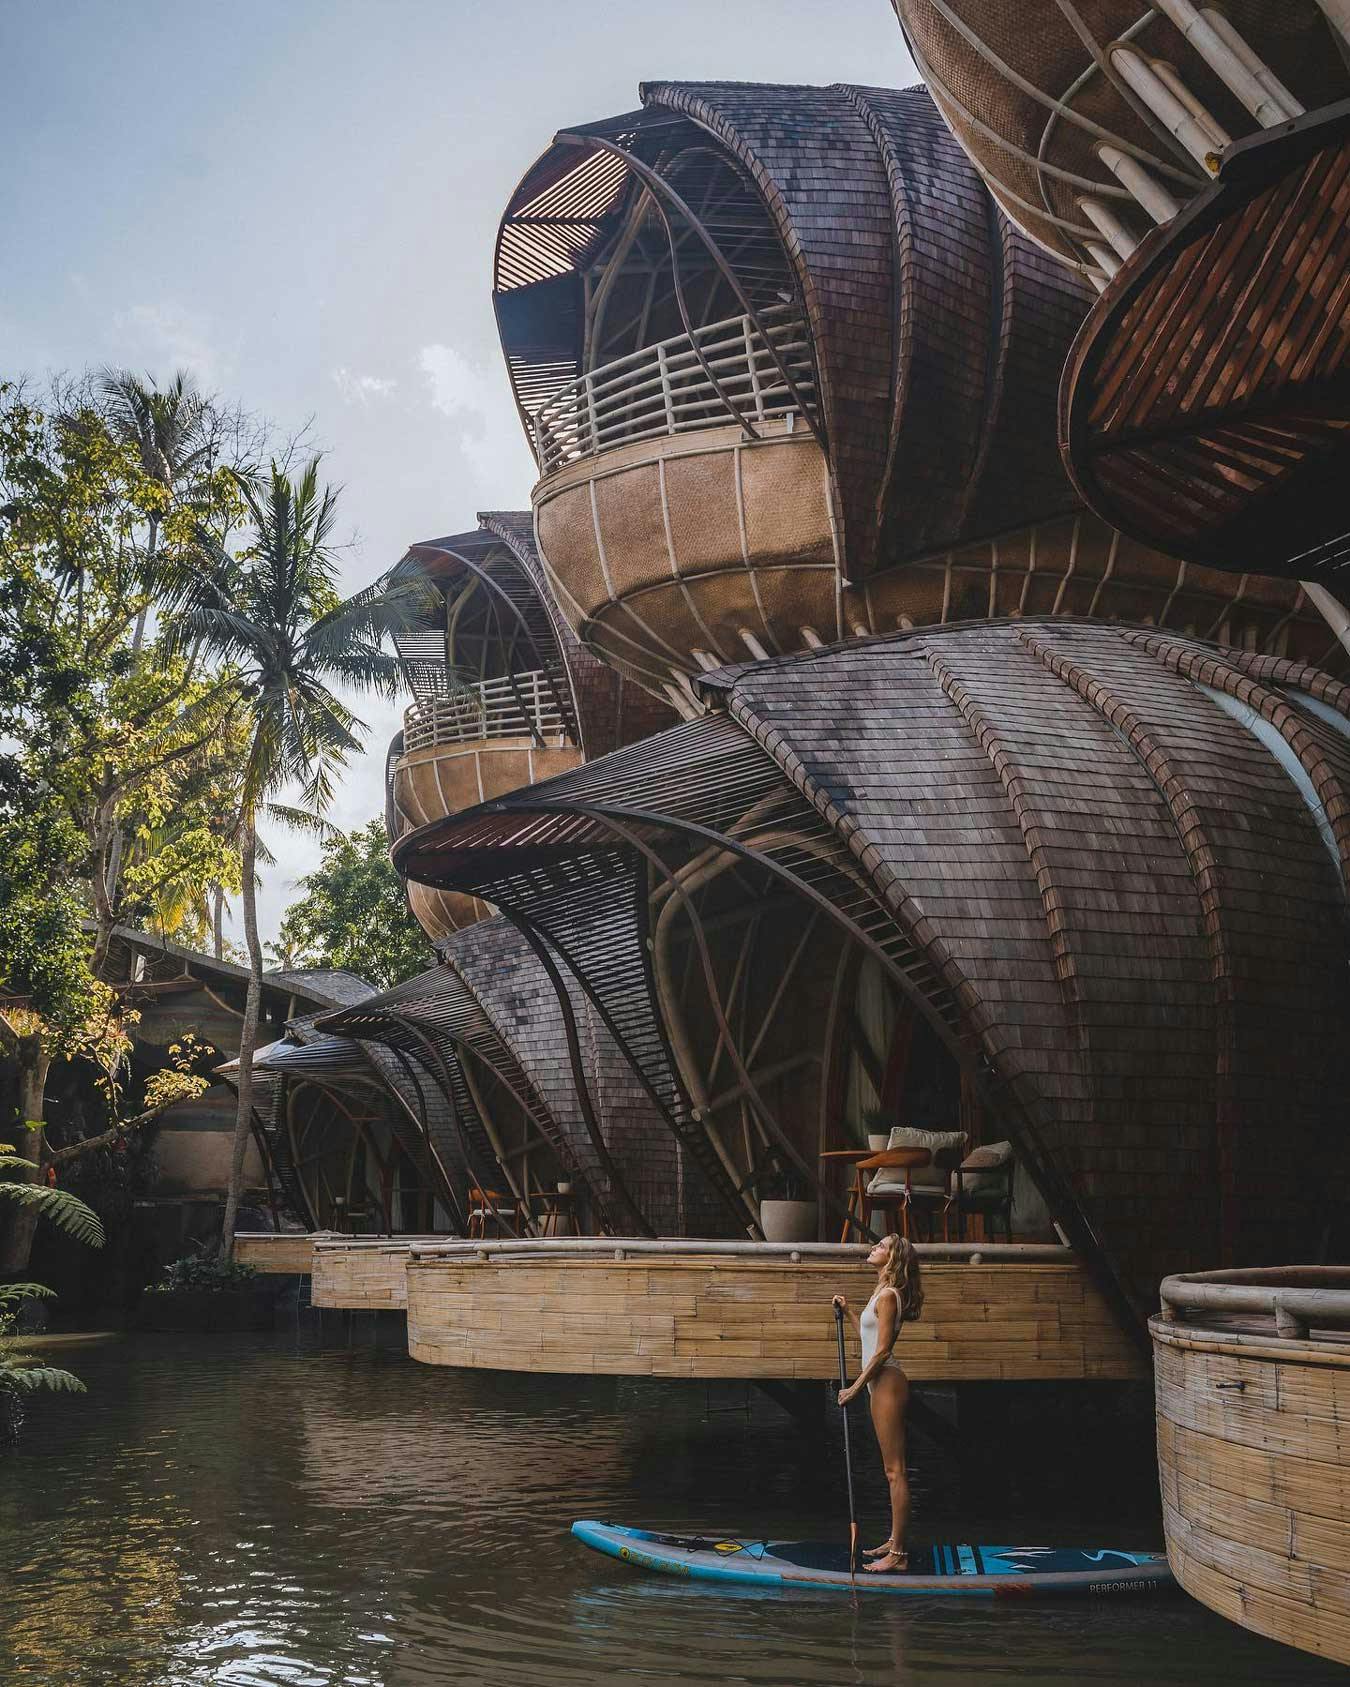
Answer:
[834,1301,860,1580]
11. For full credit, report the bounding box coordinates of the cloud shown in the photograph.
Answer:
[111,301,229,386]
[417,341,534,496]
[332,366,397,404]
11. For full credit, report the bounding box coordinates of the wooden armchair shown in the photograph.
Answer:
[954,1142,1015,1242]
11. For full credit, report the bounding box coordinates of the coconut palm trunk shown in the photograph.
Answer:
[0,1037,52,1276]
[218,824,262,1261]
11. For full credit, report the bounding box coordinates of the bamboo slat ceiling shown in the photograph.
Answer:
[1061,103,1350,580]
[888,0,1348,272]
[391,625,1350,1319]
[497,81,1094,577]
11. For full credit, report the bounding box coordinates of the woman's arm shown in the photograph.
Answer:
[838,1287,899,1404]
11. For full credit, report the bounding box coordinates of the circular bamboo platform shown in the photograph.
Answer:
[1153,1268,1350,1668]
[403,1239,1143,1382]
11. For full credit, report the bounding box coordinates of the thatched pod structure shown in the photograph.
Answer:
[889,3,1350,580]
[392,622,1350,1323]
[317,917,711,1238]
[493,79,1335,695]
[384,512,670,937]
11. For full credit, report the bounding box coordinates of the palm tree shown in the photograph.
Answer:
[96,369,212,647]
[171,458,408,1257]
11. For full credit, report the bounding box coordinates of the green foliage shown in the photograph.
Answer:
[172,458,404,823]
[0,375,248,961]
[0,1300,86,1415]
[0,799,105,1036]
[149,1252,258,1293]
[0,1141,104,1418]
[0,1153,105,1246]
[276,818,428,988]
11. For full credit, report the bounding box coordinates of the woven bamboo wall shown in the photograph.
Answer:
[1154,1318,1350,1667]
[405,1252,1142,1379]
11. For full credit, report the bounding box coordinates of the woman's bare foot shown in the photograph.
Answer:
[863,1539,894,1558]
[863,1548,908,1574]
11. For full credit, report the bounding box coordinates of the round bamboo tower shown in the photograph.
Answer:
[493,80,1337,697]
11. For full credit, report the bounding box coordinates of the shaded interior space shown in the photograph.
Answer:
[278,1076,440,1236]
[649,848,1039,1245]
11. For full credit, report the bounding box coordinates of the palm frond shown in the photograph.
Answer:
[264,803,341,841]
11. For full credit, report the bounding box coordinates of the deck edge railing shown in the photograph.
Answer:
[1158,1266,1350,1340]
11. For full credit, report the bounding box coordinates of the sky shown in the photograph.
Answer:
[2,0,916,945]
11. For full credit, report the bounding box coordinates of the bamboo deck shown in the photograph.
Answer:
[1153,1268,1350,1668]
[233,1232,320,1274]
[403,1242,1142,1381]
[311,1238,417,1311]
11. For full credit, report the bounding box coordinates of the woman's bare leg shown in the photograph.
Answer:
[865,1369,910,1571]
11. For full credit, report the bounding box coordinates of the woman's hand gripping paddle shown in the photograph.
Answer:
[834,1300,860,1583]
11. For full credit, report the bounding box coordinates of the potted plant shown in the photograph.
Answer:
[137,1249,274,1333]
[753,1147,818,1244]
[863,1107,893,1154]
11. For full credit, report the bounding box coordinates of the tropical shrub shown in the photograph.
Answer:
[148,1252,258,1294]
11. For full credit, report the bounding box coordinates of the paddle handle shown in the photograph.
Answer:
[834,1302,859,1574]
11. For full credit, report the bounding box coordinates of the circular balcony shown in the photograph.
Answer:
[389,672,584,938]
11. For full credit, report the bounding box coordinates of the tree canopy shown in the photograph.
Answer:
[277,819,429,990]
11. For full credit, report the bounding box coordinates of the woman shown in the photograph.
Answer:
[831,1233,923,1573]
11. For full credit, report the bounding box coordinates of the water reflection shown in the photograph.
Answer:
[0,1335,1337,1686]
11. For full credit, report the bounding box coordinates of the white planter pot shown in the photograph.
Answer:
[867,1134,889,1153]
[760,1199,818,1244]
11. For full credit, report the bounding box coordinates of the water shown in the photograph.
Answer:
[0,1331,1339,1686]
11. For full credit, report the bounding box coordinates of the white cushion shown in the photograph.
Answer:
[864,1127,967,1192]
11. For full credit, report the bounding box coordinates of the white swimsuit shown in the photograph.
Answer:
[859,1287,905,1392]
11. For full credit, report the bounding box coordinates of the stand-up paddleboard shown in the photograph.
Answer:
[572,1522,1172,1597]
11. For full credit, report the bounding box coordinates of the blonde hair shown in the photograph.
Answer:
[876,1234,923,1323]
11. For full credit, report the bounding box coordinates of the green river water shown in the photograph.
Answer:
[0,1331,1339,1686]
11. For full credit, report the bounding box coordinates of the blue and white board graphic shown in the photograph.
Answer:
[572,1521,1173,1597]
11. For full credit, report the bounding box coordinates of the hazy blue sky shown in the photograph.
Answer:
[3,0,917,944]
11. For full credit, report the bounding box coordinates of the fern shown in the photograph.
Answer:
[0,1182,105,1245]
[2,1364,87,1395]
[0,1283,55,1305]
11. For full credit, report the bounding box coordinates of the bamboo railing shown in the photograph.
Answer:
[402,670,568,751]
[531,304,815,474]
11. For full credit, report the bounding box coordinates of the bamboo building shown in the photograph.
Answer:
[885,7,1350,1665]
[235,78,1350,1460]
[889,1,1350,583]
